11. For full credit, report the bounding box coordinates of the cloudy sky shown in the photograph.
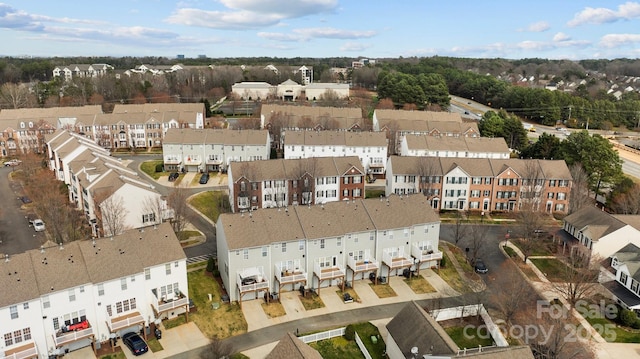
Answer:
[0,0,639,59]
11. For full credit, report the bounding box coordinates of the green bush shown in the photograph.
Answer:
[620,309,638,327]
[440,255,447,268]
[344,324,355,341]
[155,163,164,172]
[206,257,215,273]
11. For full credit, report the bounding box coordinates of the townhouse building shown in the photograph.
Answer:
[162,128,271,173]
[52,63,114,81]
[400,134,510,159]
[372,109,479,154]
[0,224,188,358]
[216,195,441,304]
[283,130,388,178]
[46,130,170,237]
[386,156,572,214]
[0,106,103,158]
[609,243,640,311]
[227,156,365,212]
[303,83,349,100]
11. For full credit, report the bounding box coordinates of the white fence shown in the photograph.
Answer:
[299,327,345,343]
[299,327,374,359]
[433,304,509,347]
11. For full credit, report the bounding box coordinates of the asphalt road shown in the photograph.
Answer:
[0,166,47,255]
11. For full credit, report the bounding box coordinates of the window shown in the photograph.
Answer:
[165,263,171,275]
[337,237,342,247]
[262,247,268,257]
[80,286,85,293]
[370,232,374,241]
[555,204,565,212]
[43,295,50,308]
[98,284,104,296]
[404,229,409,237]
[320,239,325,249]
[243,249,249,259]
[4,333,13,346]
[299,240,305,250]
[106,305,112,317]
[121,278,127,290]
[116,302,123,314]
[142,213,156,223]
[23,302,28,310]
[22,328,31,341]
[282,243,287,253]
[354,176,362,184]
[67,289,76,302]
[557,193,566,200]
[10,305,18,319]
[343,177,349,184]
[145,268,151,280]
[621,272,629,285]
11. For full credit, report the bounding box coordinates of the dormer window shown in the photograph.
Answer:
[20,122,25,129]
[28,122,33,128]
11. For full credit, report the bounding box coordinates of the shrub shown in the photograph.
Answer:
[440,255,447,268]
[155,163,164,172]
[619,308,638,327]
[344,324,355,341]
[206,257,215,273]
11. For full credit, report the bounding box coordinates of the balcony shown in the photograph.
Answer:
[3,342,38,359]
[206,157,223,165]
[152,291,189,314]
[54,320,94,347]
[347,256,379,272]
[411,244,443,263]
[382,249,413,270]
[313,262,345,281]
[237,267,269,293]
[106,311,145,332]
[164,157,181,165]
[184,156,202,165]
[275,261,307,285]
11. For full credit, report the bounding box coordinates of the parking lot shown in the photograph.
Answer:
[0,166,47,256]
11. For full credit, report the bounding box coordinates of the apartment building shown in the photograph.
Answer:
[283,130,388,178]
[52,63,114,81]
[216,195,441,304]
[0,224,188,358]
[228,156,365,212]
[386,156,572,214]
[400,134,510,159]
[372,109,479,154]
[162,128,271,173]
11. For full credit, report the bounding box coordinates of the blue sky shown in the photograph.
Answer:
[0,1,639,59]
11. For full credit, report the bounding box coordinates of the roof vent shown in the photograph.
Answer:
[4,254,8,263]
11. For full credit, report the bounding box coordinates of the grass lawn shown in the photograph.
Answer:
[140,160,166,180]
[437,251,468,293]
[444,326,493,349]
[404,275,436,294]
[147,338,163,352]
[368,283,397,298]
[529,258,572,282]
[335,288,360,302]
[189,191,230,222]
[177,230,201,241]
[99,353,126,359]
[299,293,325,310]
[261,302,287,318]
[309,322,385,359]
[584,315,640,343]
[513,238,555,257]
[365,189,385,199]
[503,245,517,258]
[231,354,250,359]
[163,315,186,329]
[188,269,247,338]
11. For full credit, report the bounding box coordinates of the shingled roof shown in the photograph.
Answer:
[564,206,626,242]
[265,332,322,359]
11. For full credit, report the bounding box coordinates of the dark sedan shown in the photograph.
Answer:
[168,172,179,182]
[122,332,148,356]
[199,172,210,184]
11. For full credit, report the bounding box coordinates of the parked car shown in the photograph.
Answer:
[33,219,45,232]
[4,159,21,167]
[474,259,488,274]
[168,172,179,182]
[199,172,210,184]
[122,332,148,356]
[20,196,32,204]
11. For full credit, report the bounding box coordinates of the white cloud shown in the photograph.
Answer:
[167,0,338,30]
[553,32,571,42]
[339,42,371,52]
[600,33,640,47]
[258,27,376,42]
[568,1,640,26]
[526,21,550,32]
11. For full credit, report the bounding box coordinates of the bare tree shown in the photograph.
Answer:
[515,160,547,262]
[28,169,73,243]
[0,83,34,109]
[464,224,488,265]
[292,157,318,205]
[451,211,468,247]
[415,157,440,201]
[199,336,233,359]
[549,254,601,309]
[569,163,591,214]
[167,184,191,234]
[142,195,167,226]
[490,260,535,324]
[95,191,129,237]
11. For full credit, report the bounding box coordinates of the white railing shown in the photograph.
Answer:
[3,342,38,359]
[354,332,373,359]
[164,157,181,164]
[237,267,269,292]
[313,262,345,280]
[300,327,345,343]
[184,157,202,165]
[156,296,189,312]
[347,256,379,272]
[108,312,145,332]
[275,262,307,284]
[411,245,443,262]
[54,327,94,346]
[382,251,413,269]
